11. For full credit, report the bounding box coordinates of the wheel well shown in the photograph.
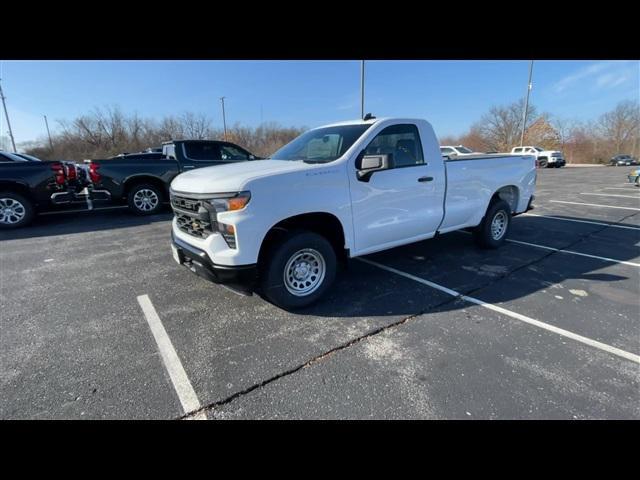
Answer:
[123,176,167,201]
[258,212,347,265]
[491,185,519,213]
[0,182,32,201]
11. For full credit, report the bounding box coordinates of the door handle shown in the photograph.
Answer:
[417,176,433,182]
[183,165,195,170]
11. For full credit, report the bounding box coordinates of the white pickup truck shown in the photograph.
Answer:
[439,145,481,157]
[511,146,565,168]
[169,117,536,309]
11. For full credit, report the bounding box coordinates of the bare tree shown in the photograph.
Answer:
[22,105,305,162]
[180,112,212,140]
[474,99,539,152]
[596,100,640,156]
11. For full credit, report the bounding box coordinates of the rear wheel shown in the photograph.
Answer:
[0,191,34,229]
[260,230,337,310]
[127,183,163,215]
[473,199,511,249]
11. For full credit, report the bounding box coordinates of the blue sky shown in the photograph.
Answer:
[0,60,638,147]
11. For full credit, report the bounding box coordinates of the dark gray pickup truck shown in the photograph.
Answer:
[0,152,104,229]
[86,140,260,215]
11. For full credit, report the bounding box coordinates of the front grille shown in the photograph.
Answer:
[171,195,215,239]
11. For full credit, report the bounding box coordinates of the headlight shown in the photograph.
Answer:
[208,191,251,213]
[207,191,250,249]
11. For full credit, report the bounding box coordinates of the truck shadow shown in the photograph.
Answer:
[0,207,173,241]
[287,214,639,318]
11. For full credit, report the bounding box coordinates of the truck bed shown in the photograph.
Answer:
[439,154,536,233]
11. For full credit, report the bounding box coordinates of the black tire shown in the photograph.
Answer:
[473,199,512,249]
[260,230,337,310]
[0,191,35,229]
[127,183,163,215]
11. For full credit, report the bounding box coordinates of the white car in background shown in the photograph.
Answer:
[440,145,481,158]
[511,146,565,168]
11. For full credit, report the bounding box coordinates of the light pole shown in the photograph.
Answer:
[520,60,534,147]
[0,79,17,152]
[220,96,227,140]
[360,60,365,119]
[44,115,54,153]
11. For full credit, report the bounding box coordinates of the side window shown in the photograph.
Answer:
[184,143,221,161]
[164,145,176,160]
[220,145,250,161]
[441,147,454,155]
[513,148,522,153]
[365,124,424,168]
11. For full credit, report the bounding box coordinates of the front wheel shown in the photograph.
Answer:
[0,191,35,229]
[473,199,512,249]
[260,230,337,310]
[127,183,163,215]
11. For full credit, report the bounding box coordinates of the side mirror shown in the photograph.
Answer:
[356,153,392,181]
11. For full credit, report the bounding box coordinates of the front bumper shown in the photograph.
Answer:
[171,231,257,284]
[547,158,565,166]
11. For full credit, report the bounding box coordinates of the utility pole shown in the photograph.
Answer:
[519,60,534,147]
[360,60,365,119]
[0,79,17,152]
[44,115,54,153]
[220,96,227,140]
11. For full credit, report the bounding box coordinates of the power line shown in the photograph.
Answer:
[520,60,534,147]
[360,60,365,119]
[44,115,54,153]
[220,96,227,140]
[0,79,17,152]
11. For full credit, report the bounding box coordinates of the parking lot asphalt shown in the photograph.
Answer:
[1,166,639,419]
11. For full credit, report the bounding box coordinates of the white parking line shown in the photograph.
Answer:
[357,258,640,364]
[456,230,640,267]
[522,213,640,231]
[137,294,206,420]
[504,238,640,268]
[581,193,640,199]
[549,200,640,211]
[602,187,639,191]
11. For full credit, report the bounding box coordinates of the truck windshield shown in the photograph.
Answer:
[456,146,473,154]
[270,124,372,163]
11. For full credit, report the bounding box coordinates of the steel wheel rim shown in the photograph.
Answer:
[491,211,508,240]
[283,248,326,297]
[133,189,159,211]
[0,197,26,224]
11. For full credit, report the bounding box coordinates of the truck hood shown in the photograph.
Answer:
[170,159,313,194]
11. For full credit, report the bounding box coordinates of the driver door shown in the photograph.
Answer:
[349,123,444,254]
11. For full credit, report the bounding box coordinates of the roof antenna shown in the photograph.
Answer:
[363,113,375,121]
